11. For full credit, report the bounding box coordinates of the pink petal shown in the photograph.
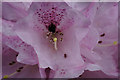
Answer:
[14,2,91,78]
[93,46,118,76]
[2,17,38,65]
[2,19,16,36]
[2,2,27,22]
[64,2,91,12]
[0,33,2,79]
[81,70,116,78]
[93,3,118,44]
[80,27,101,64]
[81,3,99,21]
[3,35,38,65]
[93,3,118,76]
[82,2,118,77]
[2,45,40,78]
[80,26,99,50]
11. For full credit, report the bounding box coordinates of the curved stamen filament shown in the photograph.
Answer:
[3,65,27,78]
[3,72,17,78]
[97,41,118,47]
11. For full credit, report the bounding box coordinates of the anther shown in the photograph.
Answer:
[46,32,50,36]
[49,40,52,42]
[16,69,21,72]
[12,61,16,64]
[100,33,105,37]
[60,32,63,36]
[49,38,53,42]
[19,67,24,70]
[98,41,102,44]
[9,63,13,65]
[56,31,59,33]
[9,61,16,65]
[60,38,63,41]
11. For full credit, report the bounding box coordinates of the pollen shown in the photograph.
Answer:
[53,37,57,42]
[3,75,9,78]
[113,41,118,45]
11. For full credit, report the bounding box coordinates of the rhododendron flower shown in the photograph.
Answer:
[1,2,118,79]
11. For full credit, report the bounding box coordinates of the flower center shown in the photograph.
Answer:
[33,3,67,51]
[46,25,64,51]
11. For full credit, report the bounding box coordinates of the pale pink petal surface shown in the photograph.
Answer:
[14,2,91,78]
[2,2,118,78]
[2,45,40,78]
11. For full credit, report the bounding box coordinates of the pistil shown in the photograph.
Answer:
[53,37,58,50]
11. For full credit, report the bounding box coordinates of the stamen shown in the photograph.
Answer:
[16,69,21,72]
[3,75,9,79]
[53,37,57,50]
[9,61,16,65]
[12,61,16,64]
[9,63,13,65]
[46,32,51,39]
[56,31,59,33]
[98,41,102,44]
[97,41,118,47]
[60,32,63,36]
[60,38,63,42]
[46,29,64,51]
[19,67,24,69]
[3,65,27,78]
[3,72,17,78]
